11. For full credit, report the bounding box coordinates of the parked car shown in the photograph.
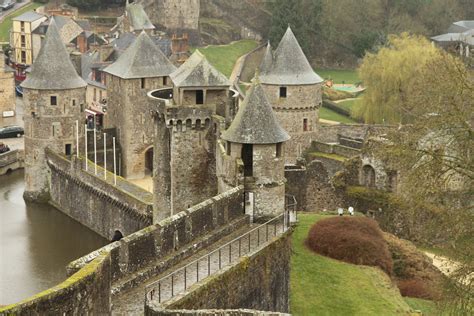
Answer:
[0,125,24,138]
[16,85,23,97]
[0,0,15,12]
[0,142,10,154]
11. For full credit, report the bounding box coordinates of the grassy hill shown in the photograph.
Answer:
[291,213,418,315]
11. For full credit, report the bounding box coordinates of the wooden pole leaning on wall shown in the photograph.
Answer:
[76,120,79,158]
[104,133,107,180]
[94,125,97,175]
[113,137,117,185]
[84,124,88,171]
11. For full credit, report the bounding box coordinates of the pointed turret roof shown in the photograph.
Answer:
[170,50,231,88]
[221,82,290,144]
[260,26,323,85]
[259,41,273,74]
[21,18,86,90]
[125,1,155,32]
[104,31,176,79]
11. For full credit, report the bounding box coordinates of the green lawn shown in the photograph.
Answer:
[193,40,258,77]
[315,69,359,84]
[0,2,43,42]
[290,213,413,316]
[337,99,357,111]
[404,298,439,316]
[319,107,357,124]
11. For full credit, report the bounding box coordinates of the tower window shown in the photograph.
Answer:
[279,87,287,98]
[303,118,308,132]
[141,78,146,89]
[226,141,231,155]
[72,99,76,106]
[196,90,204,104]
[276,142,282,157]
[50,96,57,106]
[65,144,72,156]
[163,76,167,86]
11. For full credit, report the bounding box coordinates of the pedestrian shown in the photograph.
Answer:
[337,207,343,216]
[348,206,354,216]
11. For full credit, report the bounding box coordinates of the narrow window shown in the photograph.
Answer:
[21,51,26,63]
[226,141,231,155]
[279,87,287,98]
[21,35,26,47]
[163,76,167,86]
[50,96,57,106]
[65,144,72,156]
[20,21,25,32]
[93,88,97,101]
[196,90,204,104]
[276,142,282,157]
[141,78,146,89]
[303,118,308,132]
[72,99,76,106]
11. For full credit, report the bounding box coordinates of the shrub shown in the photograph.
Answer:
[397,278,440,300]
[306,217,393,275]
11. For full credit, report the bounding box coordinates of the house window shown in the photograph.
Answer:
[226,141,231,155]
[20,22,25,32]
[276,142,282,157]
[279,87,287,98]
[50,96,57,106]
[303,118,308,131]
[65,144,72,156]
[21,35,26,47]
[141,78,146,89]
[93,88,97,101]
[196,90,204,104]
[21,50,26,63]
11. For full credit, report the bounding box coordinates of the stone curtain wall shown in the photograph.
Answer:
[146,231,292,315]
[0,253,111,315]
[0,149,24,175]
[147,309,290,316]
[46,149,153,239]
[68,186,246,292]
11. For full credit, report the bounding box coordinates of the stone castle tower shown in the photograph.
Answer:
[22,19,87,202]
[104,31,176,179]
[221,81,290,218]
[150,50,232,221]
[260,26,324,163]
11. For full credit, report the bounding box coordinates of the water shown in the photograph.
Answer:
[0,170,107,305]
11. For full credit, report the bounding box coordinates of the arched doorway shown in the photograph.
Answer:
[362,165,376,188]
[145,147,153,175]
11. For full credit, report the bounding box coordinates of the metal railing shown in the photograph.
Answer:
[144,210,290,305]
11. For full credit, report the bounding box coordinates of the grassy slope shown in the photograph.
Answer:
[404,298,438,316]
[320,107,356,124]
[0,2,42,42]
[316,69,359,84]
[193,40,258,77]
[291,213,413,316]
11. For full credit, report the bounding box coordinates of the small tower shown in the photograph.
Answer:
[104,31,176,179]
[221,81,290,218]
[260,26,324,163]
[21,19,87,202]
[150,50,232,221]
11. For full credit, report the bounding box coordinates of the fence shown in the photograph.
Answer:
[145,211,291,305]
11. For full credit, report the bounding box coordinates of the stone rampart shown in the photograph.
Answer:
[68,186,246,293]
[0,149,24,175]
[146,230,291,315]
[314,124,395,143]
[310,140,360,158]
[46,149,153,240]
[0,253,111,315]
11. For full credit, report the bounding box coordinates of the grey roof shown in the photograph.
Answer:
[52,15,84,44]
[126,2,155,31]
[447,21,474,33]
[431,30,474,46]
[104,31,176,79]
[21,18,86,90]
[221,82,290,144]
[170,50,231,88]
[259,41,273,74]
[260,26,323,85]
[13,11,45,22]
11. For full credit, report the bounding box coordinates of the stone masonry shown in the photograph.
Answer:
[0,51,15,116]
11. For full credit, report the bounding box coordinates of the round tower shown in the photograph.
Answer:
[21,19,86,202]
[221,81,290,218]
[260,27,324,163]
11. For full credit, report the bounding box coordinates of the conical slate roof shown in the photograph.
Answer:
[126,1,155,32]
[260,26,323,85]
[170,50,231,88]
[259,41,273,74]
[104,31,176,79]
[221,82,290,144]
[21,18,86,90]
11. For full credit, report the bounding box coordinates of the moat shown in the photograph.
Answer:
[0,170,107,305]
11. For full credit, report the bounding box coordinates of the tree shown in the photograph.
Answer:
[67,0,102,11]
[368,52,473,313]
[268,0,305,49]
[353,33,441,124]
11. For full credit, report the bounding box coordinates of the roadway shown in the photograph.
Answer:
[0,0,32,23]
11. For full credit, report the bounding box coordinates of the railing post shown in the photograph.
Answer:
[266,224,269,242]
[229,243,232,263]
[196,260,199,282]
[171,274,174,297]
[158,282,161,303]
[219,249,222,269]
[208,255,210,276]
[184,267,187,290]
[239,238,241,257]
[248,232,251,252]
[257,227,260,246]
[274,220,277,237]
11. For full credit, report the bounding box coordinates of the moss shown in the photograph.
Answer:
[308,151,347,162]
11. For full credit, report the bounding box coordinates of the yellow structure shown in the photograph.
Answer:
[10,11,47,66]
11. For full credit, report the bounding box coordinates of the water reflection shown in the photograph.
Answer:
[0,170,107,305]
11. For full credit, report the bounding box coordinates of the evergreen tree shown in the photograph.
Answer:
[268,0,305,50]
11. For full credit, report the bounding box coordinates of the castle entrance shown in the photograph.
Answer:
[145,148,153,175]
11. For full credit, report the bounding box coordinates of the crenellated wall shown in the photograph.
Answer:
[46,149,153,240]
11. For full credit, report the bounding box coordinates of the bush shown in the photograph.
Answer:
[306,217,393,275]
[397,279,439,300]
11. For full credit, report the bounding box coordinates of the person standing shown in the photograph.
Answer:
[348,206,354,216]
[338,207,344,216]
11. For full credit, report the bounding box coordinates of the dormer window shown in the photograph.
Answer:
[279,87,287,98]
